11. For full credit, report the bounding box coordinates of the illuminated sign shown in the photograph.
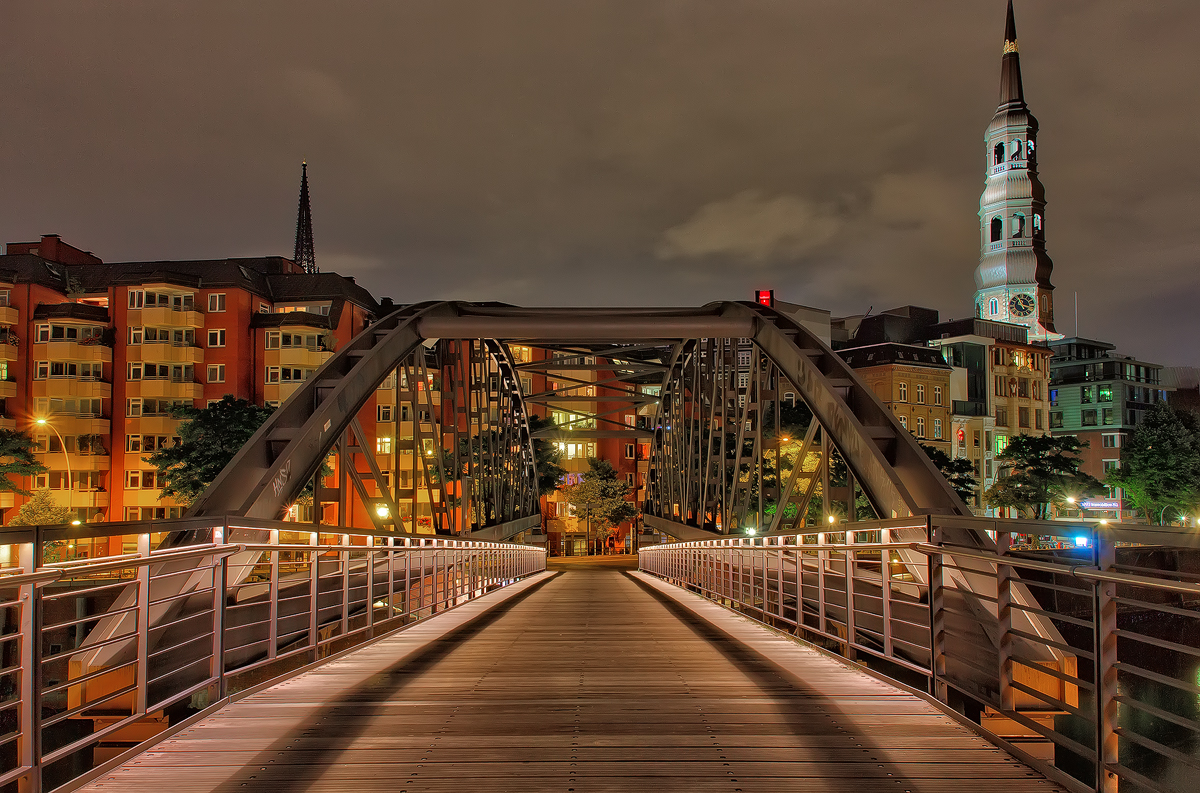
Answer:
[1080,499,1121,510]
[755,289,775,308]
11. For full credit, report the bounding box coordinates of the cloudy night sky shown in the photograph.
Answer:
[2,1,1197,364]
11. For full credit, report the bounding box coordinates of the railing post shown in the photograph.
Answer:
[845,530,856,660]
[17,538,41,793]
[1095,534,1119,793]
[929,522,947,702]
[997,529,1015,712]
[213,544,228,701]
[308,530,319,661]
[268,529,279,660]
[137,532,151,715]
[340,533,350,637]
[817,532,827,635]
[881,527,893,658]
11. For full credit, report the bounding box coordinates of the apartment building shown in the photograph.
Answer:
[837,343,953,454]
[0,235,379,524]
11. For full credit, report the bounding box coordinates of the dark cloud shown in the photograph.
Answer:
[1,1,1197,363]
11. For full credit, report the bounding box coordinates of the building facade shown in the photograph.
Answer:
[0,235,379,524]
[837,343,953,455]
[1046,337,1170,520]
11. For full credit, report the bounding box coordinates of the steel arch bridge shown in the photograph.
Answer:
[189,300,969,543]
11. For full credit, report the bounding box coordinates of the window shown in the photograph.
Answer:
[34,361,48,379]
[128,362,143,380]
[208,293,226,312]
[1033,214,1044,237]
[208,364,225,383]
[1102,408,1115,426]
[994,142,1005,165]
[995,434,1009,455]
[265,331,280,349]
[1018,407,1030,428]
[1102,434,1118,448]
[624,443,635,459]
[128,290,144,309]
[207,329,226,347]
[1050,411,1064,429]
[985,459,993,479]
[1103,460,1119,475]
[737,350,751,368]
[737,372,748,388]
[1049,388,1058,407]
[973,430,981,448]
[376,437,392,455]
[990,217,1003,242]
[265,366,280,384]
[377,404,393,422]
[1032,382,1041,401]
[35,325,50,343]
[994,375,1005,397]
[995,407,1009,427]
[626,473,635,486]
[1012,213,1025,238]
[897,382,908,402]
[1098,385,1113,402]
[933,418,942,440]
[1081,409,1098,426]
[1010,139,1023,160]
[127,398,142,417]
[932,385,942,406]
[915,417,925,438]
[915,384,925,404]
[1080,386,1093,404]
[1017,378,1030,398]
[1035,409,1043,430]
[898,415,907,429]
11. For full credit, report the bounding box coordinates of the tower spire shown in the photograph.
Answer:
[999,0,1025,107]
[293,161,317,275]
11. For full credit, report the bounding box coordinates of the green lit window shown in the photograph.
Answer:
[1098,385,1113,402]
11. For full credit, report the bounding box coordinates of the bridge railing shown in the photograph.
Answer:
[0,518,546,793]
[639,516,1200,793]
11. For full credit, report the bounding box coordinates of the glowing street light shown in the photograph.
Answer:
[35,417,80,526]
[827,515,837,525]
[375,504,390,519]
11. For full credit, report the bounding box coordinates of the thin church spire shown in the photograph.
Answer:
[293,161,317,274]
[998,0,1025,108]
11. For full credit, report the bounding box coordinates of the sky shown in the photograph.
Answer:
[2,1,1197,364]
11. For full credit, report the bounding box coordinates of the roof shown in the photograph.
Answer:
[838,343,951,370]
[0,253,380,315]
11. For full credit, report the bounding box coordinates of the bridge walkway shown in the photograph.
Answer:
[82,557,1060,793]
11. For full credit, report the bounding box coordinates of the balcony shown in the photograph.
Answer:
[0,417,14,432]
[0,380,15,400]
[266,347,333,370]
[0,306,17,326]
[130,343,204,365]
[124,488,185,508]
[44,416,110,436]
[952,401,988,417]
[139,306,205,328]
[41,378,112,399]
[36,453,111,472]
[127,415,182,435]
[0,344,16,362]
[134,378,203,400]
[44,489,109,509]
[38,341,113,363]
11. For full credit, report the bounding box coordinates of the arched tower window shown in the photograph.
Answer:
[1010,139,1023,160]
[989,298,999,316]
[991,217,1003,242]
[994,142,1005,165]
[1012,213,1026,238]
[1033,213,1043,236]
[1026,139,1036,161]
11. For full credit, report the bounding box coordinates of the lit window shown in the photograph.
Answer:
[933,418,942,439]
[376,437,393,455]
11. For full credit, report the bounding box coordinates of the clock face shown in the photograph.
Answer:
[1009,293,1036,317]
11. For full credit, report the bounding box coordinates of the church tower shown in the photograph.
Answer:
[973,2,1059,341]
[293,161,318,275]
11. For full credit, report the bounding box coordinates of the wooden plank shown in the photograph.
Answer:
[83,563,1062,793]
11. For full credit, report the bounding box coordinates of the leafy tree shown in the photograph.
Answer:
[920,443,978,503]
[147,396,274,505]
[0,429,47,496]
[1107,404,1200,524]
[8,489,74,526]
[527,414,566,495]
[561,457,638,543]
[984,434,1105,519]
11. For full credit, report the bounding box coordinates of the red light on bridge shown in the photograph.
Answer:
[755,289,775,308]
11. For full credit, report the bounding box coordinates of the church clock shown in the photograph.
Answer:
[1008,293,1035,317]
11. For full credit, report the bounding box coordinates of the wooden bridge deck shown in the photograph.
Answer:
[84,560,1061,792]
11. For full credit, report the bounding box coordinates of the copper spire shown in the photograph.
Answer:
[998,1,1025,107]
[293,161,317,274]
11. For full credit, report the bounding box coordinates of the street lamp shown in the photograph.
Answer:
[375,504,390,519]
[35,417,80,526]
[827,515,837,525]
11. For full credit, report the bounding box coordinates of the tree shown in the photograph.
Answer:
[0,429,47,496]
[8,489,74,526]
[560,457,638,552]
[147,396,274,505]
[920,443,978,503]
[1107,404,1200,524]
[984,434,1105,519]
[527,414,566,495]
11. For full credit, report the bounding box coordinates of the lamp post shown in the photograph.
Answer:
[36,417,81,526]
